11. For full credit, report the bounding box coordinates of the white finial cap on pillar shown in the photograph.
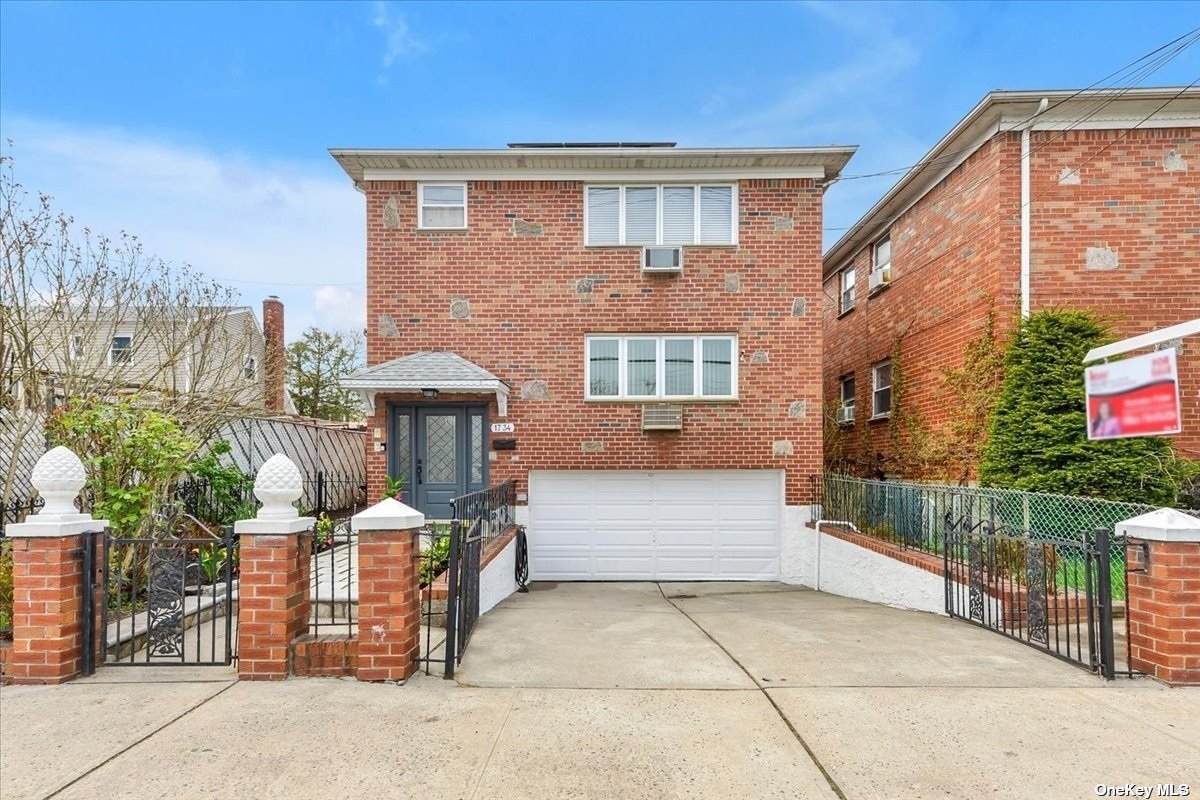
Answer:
[234,453,314,535]
[7,446,108,537]
[1117,508,1200,543]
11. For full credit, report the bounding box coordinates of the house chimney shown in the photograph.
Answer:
[262,296,286,412]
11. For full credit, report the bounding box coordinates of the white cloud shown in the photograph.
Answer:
[1,117,365,342]
[312,284,365,333]
[372,1,427,67]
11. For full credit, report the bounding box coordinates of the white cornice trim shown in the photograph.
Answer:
[360,167,827,182]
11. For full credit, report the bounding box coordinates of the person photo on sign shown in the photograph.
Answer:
[1091,400,1122,439]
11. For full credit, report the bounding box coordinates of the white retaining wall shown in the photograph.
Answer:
[479,535,520,615]
[781,512,945,615]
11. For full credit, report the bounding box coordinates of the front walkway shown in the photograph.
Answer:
[2,583,1197,800]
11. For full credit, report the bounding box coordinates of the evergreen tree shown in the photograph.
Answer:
[286,327,363,421]
[980,309,1181,505]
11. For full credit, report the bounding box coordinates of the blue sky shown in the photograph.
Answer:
[2,1,1197,337]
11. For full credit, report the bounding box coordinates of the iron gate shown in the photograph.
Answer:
[943,517,1117,678]
[84,511,238,671]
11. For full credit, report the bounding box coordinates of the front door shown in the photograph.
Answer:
[391,405,487,520]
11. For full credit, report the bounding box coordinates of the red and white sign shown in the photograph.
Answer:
[1084,348,1181,440]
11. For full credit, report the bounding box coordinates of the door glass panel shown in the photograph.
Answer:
[470,414,483,484]
[424,414,457,484]
[394,412,412,487]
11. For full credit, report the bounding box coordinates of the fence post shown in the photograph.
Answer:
[5,447,108,685]
[351,497,425,682]
[234,454,314,681]
[1117,508,1200,686]
[1094,527,1116,680]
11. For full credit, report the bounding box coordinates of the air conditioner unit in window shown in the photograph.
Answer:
[642,404,684,431]
[837,405,856,425]
[642,246,683,274]
[868,264,892,293]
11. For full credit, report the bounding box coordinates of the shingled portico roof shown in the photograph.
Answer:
[341,351,510,416]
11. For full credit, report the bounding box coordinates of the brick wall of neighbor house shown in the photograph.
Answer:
[825,125,1200,474]
[822,135,1021,474]
[1029,126,1200,459]
[361,179,825,506]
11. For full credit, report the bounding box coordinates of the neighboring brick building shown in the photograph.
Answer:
[822,87,1200,477]
[334,144,856,581]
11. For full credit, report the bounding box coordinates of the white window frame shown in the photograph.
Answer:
[839,266,856,314]
[243,355,259,382]
[108,335,132,366]
[417,182,468,230]
[585,334,738,401]
[872,360,892,419]
[68,335,84,362]
[871,234,891,277]
[583,184,738,247]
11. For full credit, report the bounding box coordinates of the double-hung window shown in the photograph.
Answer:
[839,266,856,314]
[840,375,856,418]
[586,335,737,400]
[243,355,259,381]
[418,183,467,229]
[109,335,132,365]
[872,235,891,277]
[585,185,736,246]
[68,335,84,363]
[872,360,892,419]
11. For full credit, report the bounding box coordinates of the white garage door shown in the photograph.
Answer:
[528,470,782,581]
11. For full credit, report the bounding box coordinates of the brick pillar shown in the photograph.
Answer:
[1119,508,1200,686]
[234,453,314,681]
[6,446,108,685]
[352,498,425,682]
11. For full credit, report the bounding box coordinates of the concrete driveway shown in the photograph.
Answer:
[2,582,1198,800]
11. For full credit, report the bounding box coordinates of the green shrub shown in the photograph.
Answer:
[48,397,198,534]
[980,309,1186,505]
[0,541,13,632]
[185,440,255,526]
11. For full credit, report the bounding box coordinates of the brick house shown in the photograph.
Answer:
[334,143,856,581]
[822,87,1199,478]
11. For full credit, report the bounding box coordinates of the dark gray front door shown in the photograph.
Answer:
[393,405,486,520]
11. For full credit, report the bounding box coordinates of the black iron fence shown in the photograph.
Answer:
[450,480,517,544]
[0,496,44,538]
[944,518,1122,678]
[95,511,238,669]
[309,516,356,637]
[417,480,519,679]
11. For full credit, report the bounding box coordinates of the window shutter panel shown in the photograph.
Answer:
[624,187,658,245]
[662,187,695,244]
[586,187,620,245]
[699,186,733,244]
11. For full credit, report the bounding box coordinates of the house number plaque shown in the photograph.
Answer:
[491,422,515,433]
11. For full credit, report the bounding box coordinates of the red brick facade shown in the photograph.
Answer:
[360,179,827,506]
[824,126,1199,475]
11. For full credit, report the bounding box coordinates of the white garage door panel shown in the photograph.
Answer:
[529,470,782,581]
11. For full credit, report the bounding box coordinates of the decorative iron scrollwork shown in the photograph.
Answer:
[968,536,984,621]
[1025,544,1049,643]
[146,545,187,658]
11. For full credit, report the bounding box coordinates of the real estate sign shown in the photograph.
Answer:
[1084,348,1181,440]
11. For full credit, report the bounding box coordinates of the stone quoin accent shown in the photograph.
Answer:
[352,498,425,682]
[234,454,314,681]
[1118,508,1200,686]
[5,446,109,685]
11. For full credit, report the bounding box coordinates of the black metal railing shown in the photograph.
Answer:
[309,517,356,637]
[0,496,44,538]
[450,480,517,543]
[443,515,483,679]
[944,518,1121,678]
[99,511,238,667]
